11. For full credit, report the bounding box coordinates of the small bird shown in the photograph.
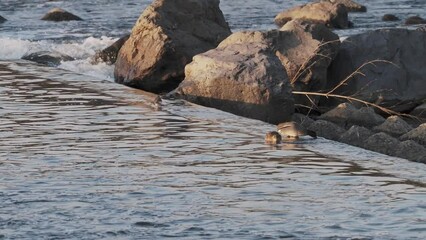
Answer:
[265,131,282,144]
[277,121,317,139]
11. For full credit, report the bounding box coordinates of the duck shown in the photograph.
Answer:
[265,131,282,144]
[277,121,317,139]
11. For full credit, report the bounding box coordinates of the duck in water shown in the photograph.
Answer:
[277,121,317,139]
[265,131,282,144]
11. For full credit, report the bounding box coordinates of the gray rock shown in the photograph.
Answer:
[92,34,130,65]
[275,1,349,29]
[308,120,345,141]
[410,102,426,118]
[322,0,366,12]
[339,125,373,148]
[373,115,413,137]
[172,31,294,124]
[365,132,400,156]
[400,123,426,146]
[395,140,426,163]
[41,8,82,22]
[327,29,426,113]
[22,51,74,66]
[0,15,6,23]
[405,16,426,25]
[319,103,385,128]
[114,0,231,93]
[291,113,316,129]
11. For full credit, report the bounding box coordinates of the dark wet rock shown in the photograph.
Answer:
[395,140,426,163]
[322,0,366,12]
[340,125,373,148]
[319,103,385,128]
[405,16,426,25]
[279,20,340,109]
[0,15,6,23]
[326,29,426,113]
[400,123,426,146]
[365,132,400,156]
[92,34,130,65]
[274,1,349,29]
[308,120,345,141]
[373,116,413,137]
[22,51,74,66]
[291,113,316,129]
[171,31,294,124]
[410,103,426,118]
[382,14,399,22]
[114,0,231,94]
[41,8,83,22]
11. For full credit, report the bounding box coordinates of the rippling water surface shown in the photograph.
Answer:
[1,0,426,239]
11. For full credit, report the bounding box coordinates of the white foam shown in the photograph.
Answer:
[0,36,117,81]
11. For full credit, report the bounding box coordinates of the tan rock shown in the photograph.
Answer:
[275,1,349,29]
[322,0,367,12]
[172,31,294,124]
[114,0,231,93]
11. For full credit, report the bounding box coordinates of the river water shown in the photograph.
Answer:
[1,1,426,239]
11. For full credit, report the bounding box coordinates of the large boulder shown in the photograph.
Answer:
[41,8,82,22]
[405,16,426,25]
[22,51,74,66]
[172,31,294,124]
[275,1,349,29]
[321,0,366,12]
[114,0,231,93]
[326,29,426,112]
[279,20,340,108]
[92,34,130,65]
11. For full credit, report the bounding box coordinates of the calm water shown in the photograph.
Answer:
[1,1,426,239]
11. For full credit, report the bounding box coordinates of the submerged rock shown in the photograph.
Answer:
[405,16,426,25]
[172,31,294,124]
[326,29,426,113]
[114,0,231,93]
[275,1,349,29]
[373,116,413,137]
[322,0,366,12]
[92,34,130,65]
[382,14,399,22]
[41,8,83,22]
[22,51,74,66]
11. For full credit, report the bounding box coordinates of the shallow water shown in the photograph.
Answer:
[1,0,426,239]
[1,61,426,239]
